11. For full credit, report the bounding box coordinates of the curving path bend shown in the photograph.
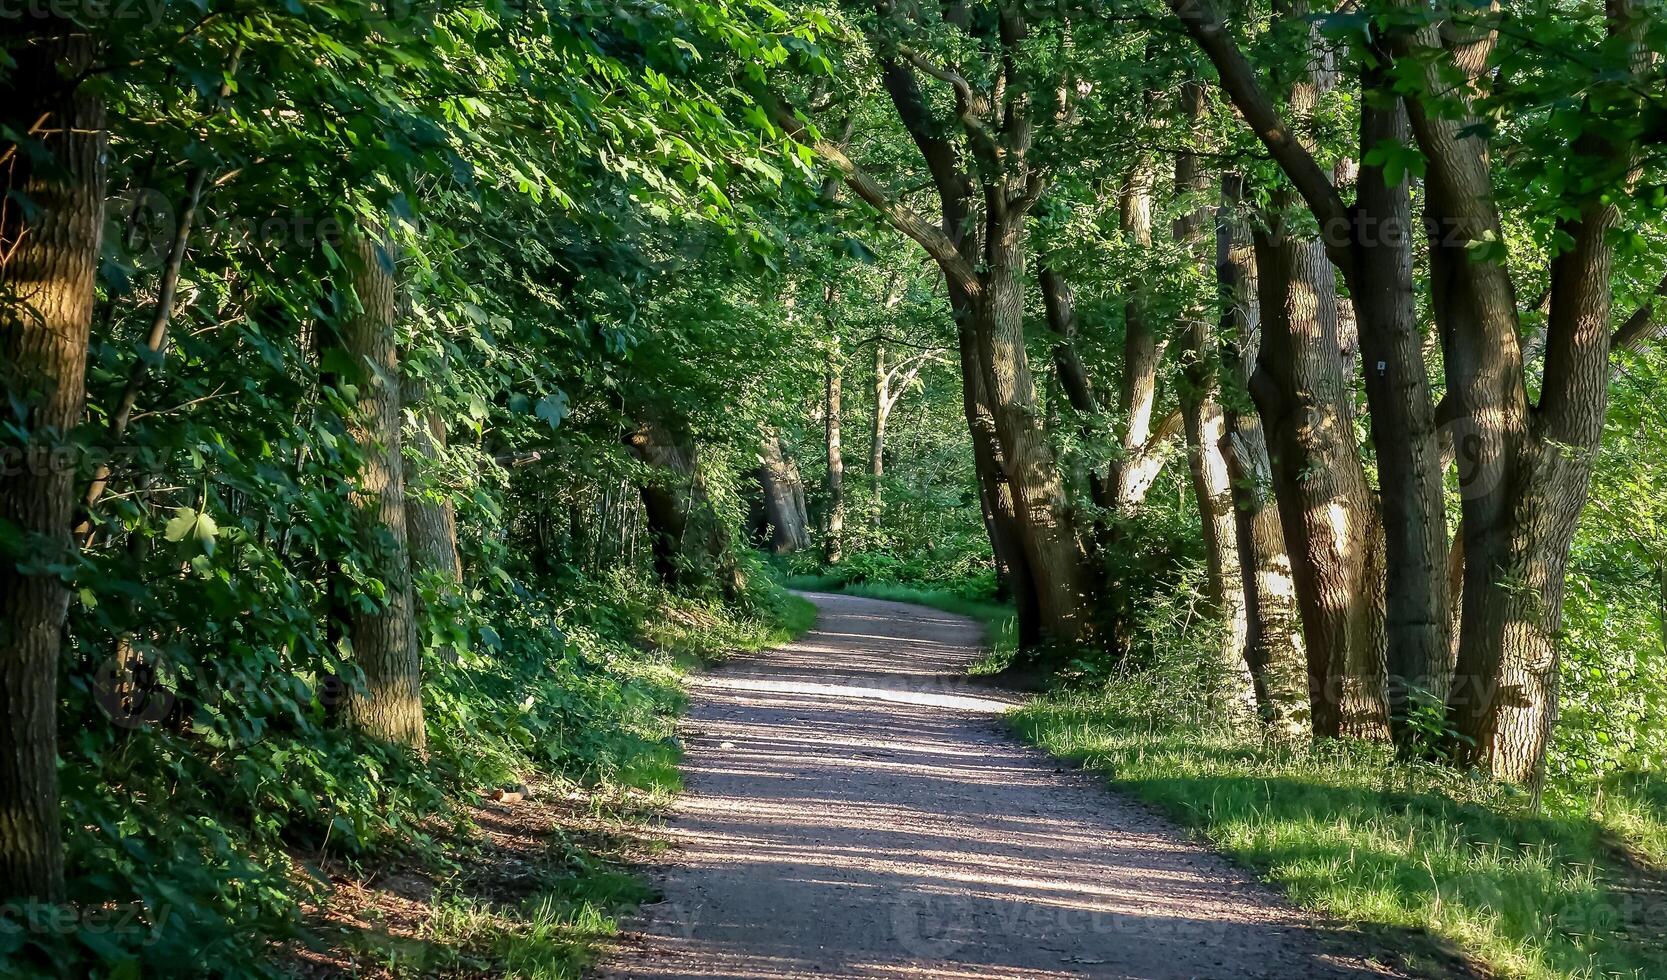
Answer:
[598,592,1423,980]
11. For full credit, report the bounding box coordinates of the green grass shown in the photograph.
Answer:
[325,580,818,979]
[780,575,1017,671]
[1011,681,1667,980]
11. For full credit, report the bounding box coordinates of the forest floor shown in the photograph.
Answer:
[596,592,1469,980]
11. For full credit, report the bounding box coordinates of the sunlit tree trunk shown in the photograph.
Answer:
[0,20,106,904]
[759,430,810,555]
[869,344,886,529]
[1217,176,1308,733]
[1395,0,1647,779]
[1173,82,1248,694]
[337,231,425,752]
[1113,159,1168,514]
[1252,206,1387,740]
[978,215,1096,646]
[825,338,844,562]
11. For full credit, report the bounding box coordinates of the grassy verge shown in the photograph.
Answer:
[780,574,1016,672]
[307,582,817,979]
[1011,681,1667,980]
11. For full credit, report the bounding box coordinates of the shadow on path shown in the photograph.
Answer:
[598,592,1424,980]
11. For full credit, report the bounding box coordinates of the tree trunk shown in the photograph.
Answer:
[1111,162,1168,512]
[977,220,1096,646]
[759,430,810,555]
[958,317,1041,648]
[337,231,425,752]
[1174,82,1249,694]
[869,344,886,530]
[1037,263,1112,514]
[1252,204,1388,740]
[0,21,106,904]
[1217,176,1308,733]
[825,341,844,562]
[403,377,463,584]
[1350,84,1451,744]
[626,415,746,601]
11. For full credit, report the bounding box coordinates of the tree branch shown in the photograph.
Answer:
[1612,270,1667,357]
[1163,0,1353,268]
[772,101,981,298]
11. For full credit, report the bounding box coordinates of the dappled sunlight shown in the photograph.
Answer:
[601,593,1409,979]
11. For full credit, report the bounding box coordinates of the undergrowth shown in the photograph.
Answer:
[7,566,812,980]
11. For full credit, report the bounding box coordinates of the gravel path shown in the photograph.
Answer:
[598,592,1424,980]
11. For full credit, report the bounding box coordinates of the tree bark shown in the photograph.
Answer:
[337,231,425,752]
[1173,82,1249,694]
[1217,176,1308,733]
[1252,206,1387,740]
[759,430,810,555]
[626,415,746,601]
[403,376,463,584]
[869,344,886,530]
[958,317,1041,648]
[1037,263,1112,514]
[0,20,106,904]
[1393,0,1647,779]
[977,216,1096,645]
[1351,80,1451,743]
[825,339,844,561]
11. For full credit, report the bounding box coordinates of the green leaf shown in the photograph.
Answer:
[164,507,198,542]
[535,390,569,430]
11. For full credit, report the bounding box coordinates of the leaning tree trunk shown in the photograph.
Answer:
[759,430,810,555]
[977,217,1096,646]
[1252,202,1388,740]
[0,20,106,904]
[825,343,844,562]
[337,231,425,753]
[1217,175,1308,733]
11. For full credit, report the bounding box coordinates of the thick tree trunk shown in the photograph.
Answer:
[759,430,810,555]
[1217,176,1308,733]
[1252,204,1388,740]
[337,231,425,752]
[825,343,844,561]
[626,416,745,601]
[957,316,1041,648]
[977,224,1096,646]
[0,21,106,904]
[1391,2,1646,779]
[1350,88,1451,743]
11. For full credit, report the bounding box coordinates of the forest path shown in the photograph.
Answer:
[597,592,1422,980]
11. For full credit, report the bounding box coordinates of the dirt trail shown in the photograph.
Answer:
[598,592,1424,980]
